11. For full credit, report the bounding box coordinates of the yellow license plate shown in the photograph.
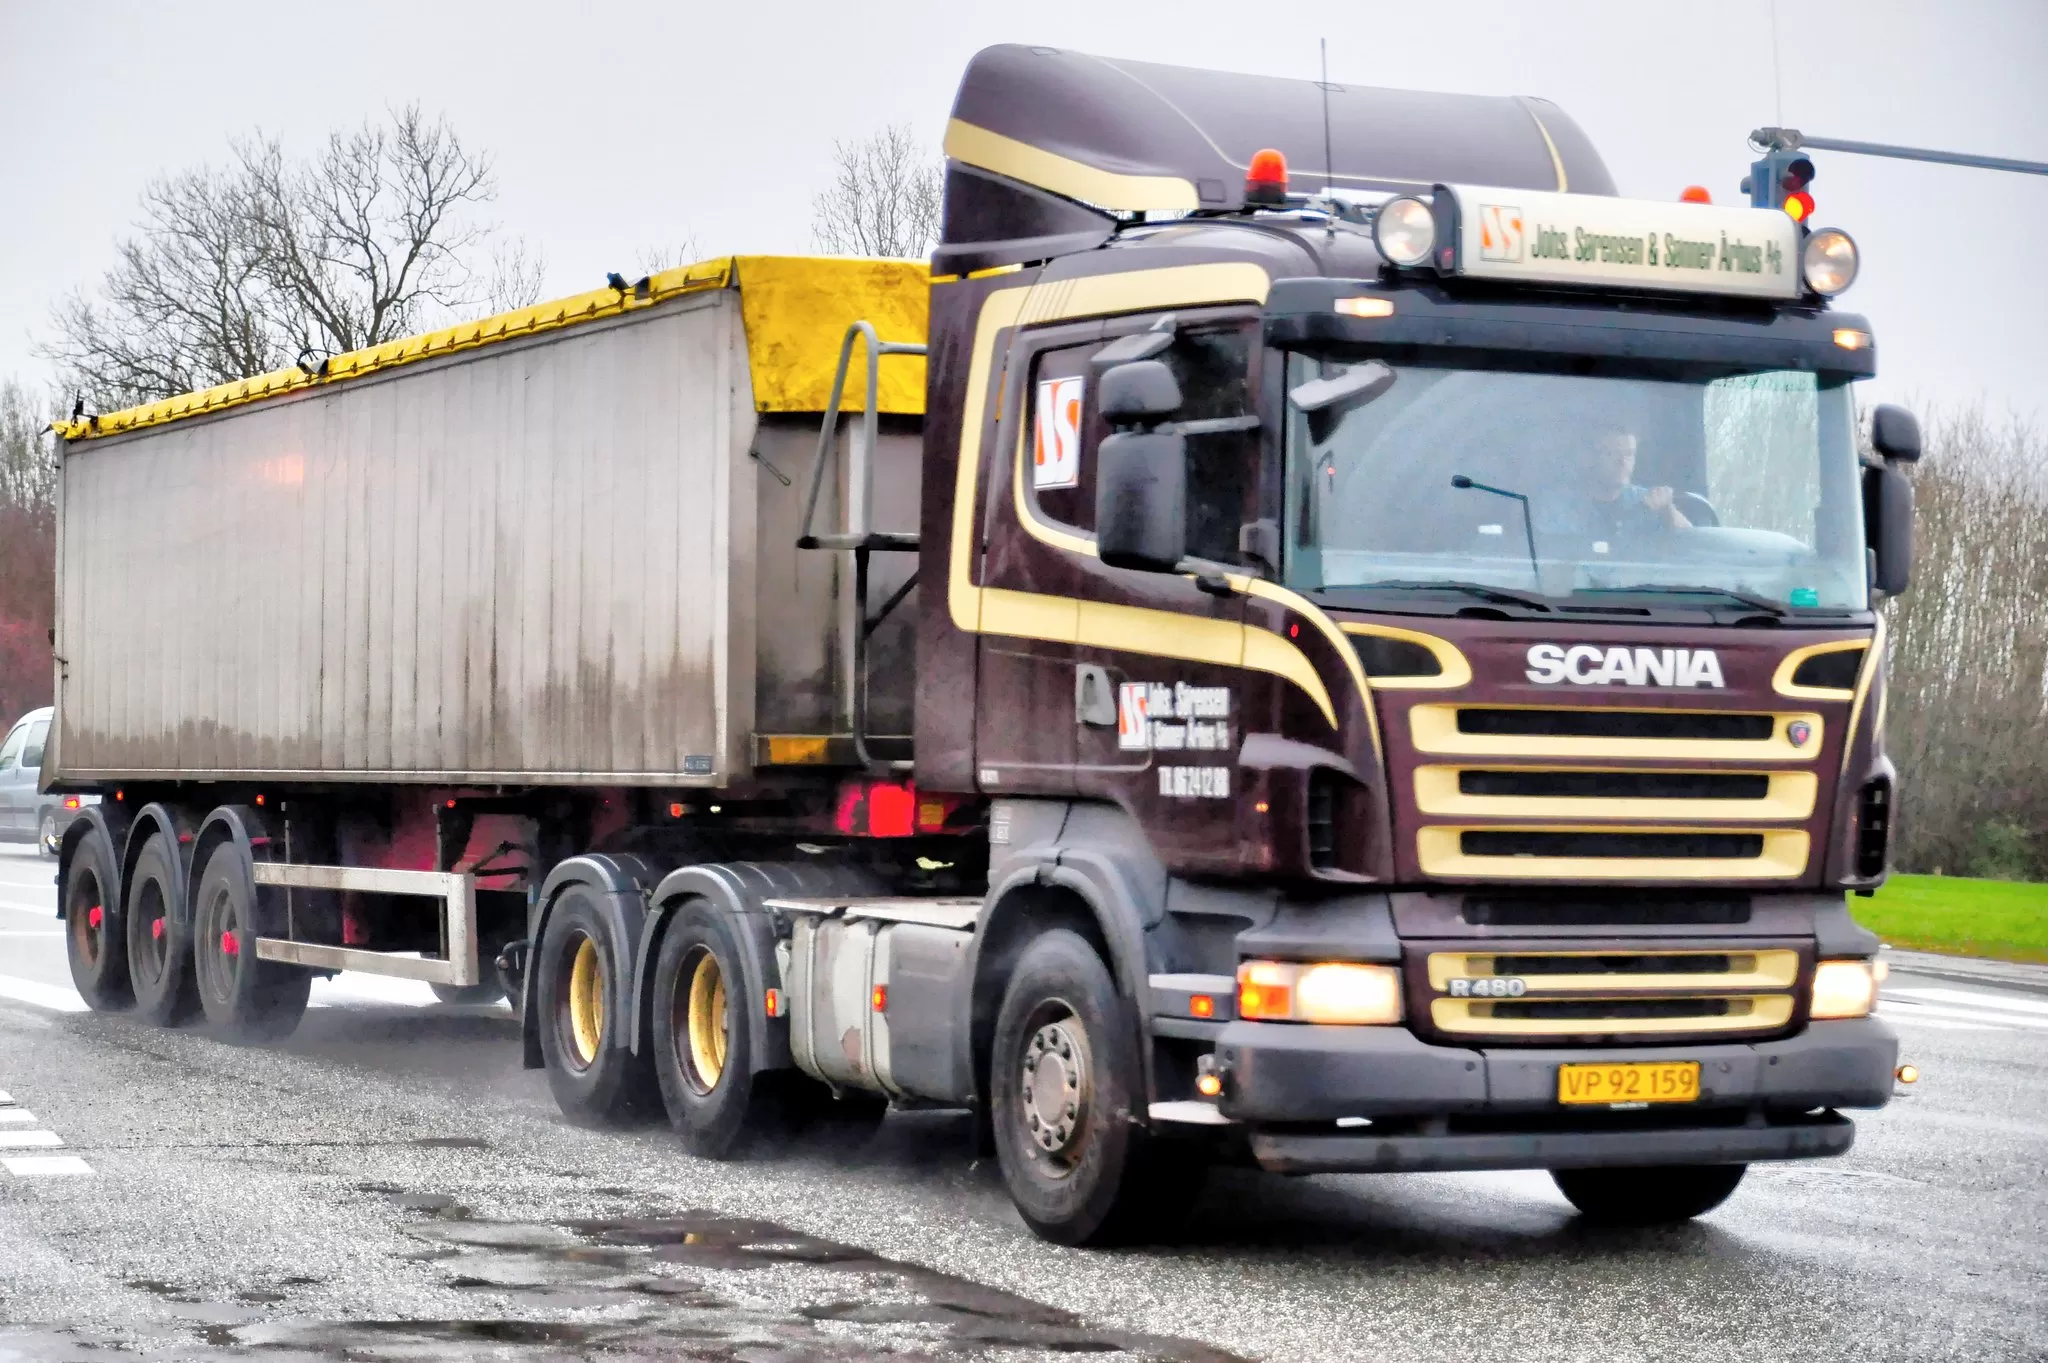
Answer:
[1557,1061,1700,1105]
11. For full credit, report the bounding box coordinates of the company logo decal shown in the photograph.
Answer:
[1033,375,1083,490]
[1477,204,1524,262]
[1116,682,1232,752]
[1525,644,1725,688]
[1787,720,1812,748]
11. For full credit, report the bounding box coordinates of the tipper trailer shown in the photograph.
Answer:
[47,45,1916,1244]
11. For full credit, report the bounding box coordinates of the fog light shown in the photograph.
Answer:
[1195,1072,1223,1098]
[1802,228,1859,296]
[1373,196,1437,267]
[1810,958,1879,1019]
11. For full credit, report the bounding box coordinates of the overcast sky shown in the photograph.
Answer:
[3,1,2043,425]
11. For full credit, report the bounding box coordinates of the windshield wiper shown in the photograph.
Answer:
[1348,580,1555,612]
[1577,585,1791,616]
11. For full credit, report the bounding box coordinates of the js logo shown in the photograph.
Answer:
[1478,204,1524,262]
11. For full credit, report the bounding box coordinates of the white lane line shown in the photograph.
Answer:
[0,1130,64,1149]
[0,900,57,917]
[1881,999,2048,1030]
[0,930,63,938]
[3,1155,93,1177]
[0,1109,36,1125]
[0,976,87,1013]
[1878,1012,2003,1033]
[1886,985,2048,1017]
[0,1090,10,1104]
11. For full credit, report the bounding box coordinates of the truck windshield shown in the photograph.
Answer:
[1282,349,1867,612]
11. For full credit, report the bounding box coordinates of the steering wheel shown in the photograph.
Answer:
[1673,491,1720,527]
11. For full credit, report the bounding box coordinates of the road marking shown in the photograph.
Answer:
[2,1155,93,1177]
[0,930,63,938]
[0,900,57,917]
[0,1130,64,1149]
[1886,985,2048,1017]
[1882,999,2048,1031]
[0,1090,10,1103]
[0,977,88,1013]
[0,1109,36,1125]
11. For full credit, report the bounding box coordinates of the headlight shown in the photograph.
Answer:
[1373,196,1437,268]
[1237,960,1404,1025]
[1802,228,1859,296]
[1810,958,1880,1019]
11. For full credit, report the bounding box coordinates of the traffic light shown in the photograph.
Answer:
[1744,147,1817,223]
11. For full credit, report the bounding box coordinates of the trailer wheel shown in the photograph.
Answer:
[536,886,654,1124]
[192,840,310,1043]
[1550,1163,1748,1225]
[126,832,199,1027]
[63,822,131,1012]
[990,928,1192,1246]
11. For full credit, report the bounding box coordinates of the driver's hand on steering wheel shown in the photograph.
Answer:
[1643,485,1691,528]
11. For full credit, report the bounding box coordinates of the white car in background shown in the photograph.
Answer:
[0,707,93,857]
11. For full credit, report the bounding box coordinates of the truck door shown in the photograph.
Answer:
[975,312,1258,820]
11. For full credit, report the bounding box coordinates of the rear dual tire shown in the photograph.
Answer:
[536,886,657,1124]
[63,824,130,1012]
[191,840,310,1043]
[126,832,200,1027]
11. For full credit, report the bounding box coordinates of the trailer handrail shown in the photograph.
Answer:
[796,320,927,553]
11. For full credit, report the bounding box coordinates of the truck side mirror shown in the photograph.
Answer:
[1864,463,1914,596]
[1096,430,1187,572]
[1871,404,1921,463]
[1098,359,1182,423]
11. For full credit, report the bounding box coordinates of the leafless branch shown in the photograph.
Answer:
[810,124,943,260]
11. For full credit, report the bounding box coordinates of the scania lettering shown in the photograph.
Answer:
[44,46,1912,1245]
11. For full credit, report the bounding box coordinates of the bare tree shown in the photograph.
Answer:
[810,124,943,260]
[43,106,544,411]
[0,380,57,720]
[636,238,705,276]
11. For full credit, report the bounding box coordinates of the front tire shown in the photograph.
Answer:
[990,929,1193,1246]
[535,885,655,1124]
[1551,1163,1748,1226]
[63,822,130,1012]
[192,839,310,1043]
[126,831,200,1027]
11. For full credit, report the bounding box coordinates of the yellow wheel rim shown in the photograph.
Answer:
[683,948,728,1092]
[567,935,605,1066]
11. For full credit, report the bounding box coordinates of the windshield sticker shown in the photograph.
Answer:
[1033,376,1083,490]
[1118,682,1232,752]
[1525,643,1725,688]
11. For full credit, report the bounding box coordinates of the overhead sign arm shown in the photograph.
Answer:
[1752,127,2048,179]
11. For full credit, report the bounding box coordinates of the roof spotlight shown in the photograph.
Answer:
[1374,196,1436,268]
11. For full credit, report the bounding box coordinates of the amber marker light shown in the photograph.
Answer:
[1810,959,1880,1019]
[1679,185,1713,204]
[1334,296,1395,319]
[1189,993,1216,1019]
[1245,147,1289,206]
[1195,1072,1224,1098]
[871,984,888,1013]
[764,988,784,1018]
[1833,328,1871,351]
[1237,961,1295,1020]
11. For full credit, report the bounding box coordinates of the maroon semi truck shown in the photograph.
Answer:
[49,47,1914,1244]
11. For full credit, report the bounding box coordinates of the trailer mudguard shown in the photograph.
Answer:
[186,805,274,929]
[521,854,656,1070]
[637,861,882,1076]
[122,802,202,928]
[56,801,132,921]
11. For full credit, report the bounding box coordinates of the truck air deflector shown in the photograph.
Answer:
[942,45,1614,220]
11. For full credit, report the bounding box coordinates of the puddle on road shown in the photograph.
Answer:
[4,1192,1242,1362]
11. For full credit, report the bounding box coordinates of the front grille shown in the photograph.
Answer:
[1424,946,1801,1040]
[1457,709,1775,741]
[1488,997,1742,1021]
[1493,952,1740,976]
[1460,831,1765,859]
[1456,770,1770,800]
[1462,894,1752,927]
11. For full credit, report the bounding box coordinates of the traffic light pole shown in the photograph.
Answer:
[1752,127,2048,179]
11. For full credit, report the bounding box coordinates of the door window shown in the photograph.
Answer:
[22,719,48,769]
[0,724,24,770]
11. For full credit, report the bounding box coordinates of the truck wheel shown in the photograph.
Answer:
[536,886,655,1124]
[990,928,1188,1246]
[649,905,771,1157]
[126,832,200,1027]
[63,823,131,1012]
[192,840,310,1043]
[1551,1163,1748,1225]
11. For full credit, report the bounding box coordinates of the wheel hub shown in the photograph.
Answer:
[1020,1018,1091,1156]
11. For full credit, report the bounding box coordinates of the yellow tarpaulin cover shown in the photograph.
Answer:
[53,254,928,441]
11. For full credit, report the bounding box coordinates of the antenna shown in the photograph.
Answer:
[1319,38,1335,194]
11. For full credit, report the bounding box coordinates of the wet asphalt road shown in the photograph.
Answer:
[2,844,2046,1362]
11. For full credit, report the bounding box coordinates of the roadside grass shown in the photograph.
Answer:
[1854,874,2048,964]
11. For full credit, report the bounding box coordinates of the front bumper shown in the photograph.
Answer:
[1212,1016,1896,1174]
